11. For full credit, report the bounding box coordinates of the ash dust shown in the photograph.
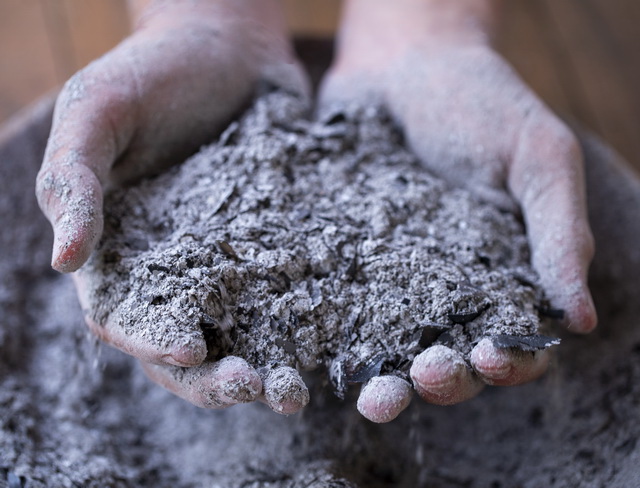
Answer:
[5,93,640,488]
[81,92,550,395]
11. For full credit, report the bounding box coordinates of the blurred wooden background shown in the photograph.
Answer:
[1,0,638,169]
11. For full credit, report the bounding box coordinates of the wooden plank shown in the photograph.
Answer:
[542,0,640,168]
[583,0,640,127]
[0,0,59,123]
[284,0,340,37]
[306,0,341,37]
[524,1,602,133]
[586,0,640,83]
[495,0,573,119]
[39,0,77,82]
[62,0,130,70]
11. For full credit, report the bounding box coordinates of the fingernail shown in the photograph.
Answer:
[470,339,511,380]
[52,229,83,273]
[162,341,208,368]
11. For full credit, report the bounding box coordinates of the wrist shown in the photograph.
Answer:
[334,0,500,71]
[126,0,305,98]
[128,0,288,37]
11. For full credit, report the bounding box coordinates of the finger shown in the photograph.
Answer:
[142,356,262,409]
[470,338,549,386]
[356,375,412,423]
[84,312,207,367]
[317,69,374,119]
[261,57,312,102]
[36,65,135,273]
[510,113,597,333]
[410,345,484,405]
[74,274,207,367]
[260,366,310,415]
[473,185,520,215]
[36,162,105,273]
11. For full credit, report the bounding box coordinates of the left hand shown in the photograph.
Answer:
[320,0,596,422]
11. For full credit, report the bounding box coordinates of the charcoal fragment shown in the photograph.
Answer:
[347,355,386,384]
[490,334,560,352]
[217,240,240,260]
[147,263,170,273]
[418,323,451,348]
[536,305,566,320]
[448,310,483,324]
[435,331,456,348]
[275,337,297,354]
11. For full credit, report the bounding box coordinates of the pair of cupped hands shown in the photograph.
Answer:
[35,0,596,422]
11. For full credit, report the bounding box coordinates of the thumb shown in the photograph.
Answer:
[261,57,311,102]
[36,161,104,273]
[509,111,597,333]
[36,67,133,272]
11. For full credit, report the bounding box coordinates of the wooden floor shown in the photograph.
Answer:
[495,0,640,170]
[1,0,638,169]
[0,0,130,120]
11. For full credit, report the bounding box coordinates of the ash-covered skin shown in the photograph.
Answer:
[80,92,552,395]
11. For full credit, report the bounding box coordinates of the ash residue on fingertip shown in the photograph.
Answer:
[212,357,262,403]
[222,377,260,404]
[263,366,310,414]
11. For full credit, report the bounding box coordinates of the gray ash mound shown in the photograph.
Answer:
[80,92,557,394]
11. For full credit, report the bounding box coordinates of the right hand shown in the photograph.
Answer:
[36,0,310,414]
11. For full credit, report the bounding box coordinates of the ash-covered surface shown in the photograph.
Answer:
[4,96,640,488]
[81,92,550,392]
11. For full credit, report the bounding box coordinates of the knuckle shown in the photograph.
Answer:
[547,117,578,147]
[554,126,582,166]
[537,115,582,169]
[57,66,106,114]
[515,117,585,211]
[57,60,133,119]
[58,70,88,106]
[35,168,53,197]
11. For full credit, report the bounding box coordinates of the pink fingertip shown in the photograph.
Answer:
[469,339,512,380]
[263,366,309,415]
[470,338,550,386]
[161,341,207,368]
[52,229,93,273]
[42,167,104,273]
[410,345,466,391]
[564,293,598,334]
[211,357,262,404]
[357,376,412,423]
[410,345,483,405]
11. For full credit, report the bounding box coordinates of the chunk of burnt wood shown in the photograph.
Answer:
[490,334,560,352]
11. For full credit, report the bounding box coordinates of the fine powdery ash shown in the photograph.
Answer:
[80,92,557,399]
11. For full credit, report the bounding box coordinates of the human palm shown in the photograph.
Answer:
[321,40,596,420]
[36,1,310,414]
